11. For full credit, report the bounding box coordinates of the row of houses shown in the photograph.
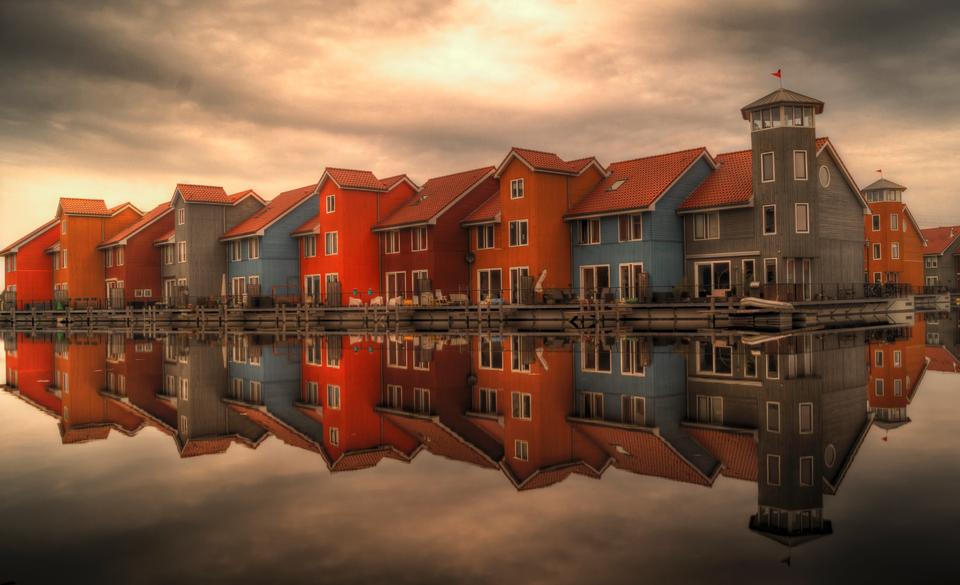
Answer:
[5,320,952,544]
[2,87,957,310]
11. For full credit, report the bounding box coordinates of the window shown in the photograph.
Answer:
[893,350,902,368]
[413,387,430,414]
[695,395,723,424]
[618,214,643,241]
[580,265,610,299]
[329,427,339,446]
[384,384,402,409]
[326,340,340,368]
[179,378,189,402]
[579,392,604,419]
[324,232,338,255]
[763,205,776,235]
[248,238,260,259]
[480,337,503,369]
[622,396,645,425]
[508,220,528,246]
[177,208,185,225]
[762,258,777,286]
[871,214,881,231]
[894,379,903,396]
[766,402,781,433]
[514,439,529,461]
[745,352,759,378]
[582,338,612,372]
[478,388,497,414]
[799,403,814,434]
[925,256,938,269]
[510,178,524,199]
[230,241,242,262]
[231,377,244,400]
[761,152,775,183]
[304,235,317,258]
[693,212,719,240]
[875,350,883,367]
[891,242,900,259]
[327,384,341,409]
[767,455,781,486]
[619,263,645,300]
[476,225,495,250]
[511,392,532,420]
[305,381,319,405]
[105,248,113,268]
[889,214,899,231]
[305,339,321,365]
[180,415,188,435]
[799,456,814,487]
[478,269,502,302]
[697,341,733,375]
[751,106,783,130]
[163,245,173,265]
[795,203,810,233]
[250,381,262,404]
[579,219,601,245]
[384,230,400,254]
[411,227,428,252]
[875,379,884,396]
[620,338,645,376]
[510,336,531,372]
[387,339,407,368]
[325,194,335,213]
[508,267,530,304]
[61,250,68,268]
[872,243,882,260]
[61,219,67,234]
[117,247,125,266]
[793,150,808,180]
[177,241,187,263]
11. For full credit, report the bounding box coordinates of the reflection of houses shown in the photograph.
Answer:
[163,337,267,457]
[923,309,959,356]
[920,226,960,290]
[866,322,929,430]
[569,338,720,485]
[99,334,176,436]
[682,333,871,547]
[2,332,60,418]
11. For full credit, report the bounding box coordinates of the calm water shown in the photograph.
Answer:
[1,316,958,584]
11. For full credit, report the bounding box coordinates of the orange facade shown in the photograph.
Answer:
[53,201,143,300]
[1,220,60,307]
[864,201,925,290]
[4,333,59,416]
[867,320,927,427]
[468,153,604,303]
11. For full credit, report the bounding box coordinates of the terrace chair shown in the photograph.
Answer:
[449,293,468,306]
[420,292,435,306]
[387,296,401,307]
[348,297,363,307]
[369,296,384,306]
[434,290,448,305]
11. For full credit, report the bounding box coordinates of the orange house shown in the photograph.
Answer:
[867,319,929,430]
[863,178,926,290]
[49,198,143,304]
[462,148,606,303]
[291,169,416,305]
[100,335,176,436]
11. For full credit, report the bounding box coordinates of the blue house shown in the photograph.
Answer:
[564,148,716,301]
[220,184,319,304]
[569,337,720,484]
[224,338,326,453]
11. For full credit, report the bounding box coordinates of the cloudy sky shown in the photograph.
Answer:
[2,0,959,244]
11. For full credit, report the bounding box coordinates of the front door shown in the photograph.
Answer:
[304,275,321,304]
[385,271,406,301]
[696,261,731,298]
[581,265,610,300]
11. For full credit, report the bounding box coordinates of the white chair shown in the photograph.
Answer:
[434,289,447,304]
[420,292,435,306]
[387,296,400,307]
[369,296,384,306]
[348,297,363,307]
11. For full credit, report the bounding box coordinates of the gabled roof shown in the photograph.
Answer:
[817,137,867,209]
[226,402,325,456]
[329,446,418,472]
[98,203,173,248]
[925,346,960,373]
[863,177,907,191]
[494,146,604,178]
[920,225,960,255]
[685,426,758,482]
[379,174,419,191]
[290,215,322,237]
[378,409,500,469]
[740,88,824,119]
[0,217,60,256]
[501,460,607,491]
[58,197,109,216]
[678,149,752,211]
[322,168,388,192]
[374,167,497,231]
[221,184,317,241]
[461,194,501,226]
[566,147,714,218]
[153,229,175,246]
[173,184,265,206]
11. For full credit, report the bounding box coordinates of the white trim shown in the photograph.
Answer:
[766,401,781,433]
[760,151,776,183]
[762,204,777,235]
[508,219,529,247]
[795,203,810,234]
[793,150,808,181]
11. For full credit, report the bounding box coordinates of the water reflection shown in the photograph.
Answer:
[2,313,958,559]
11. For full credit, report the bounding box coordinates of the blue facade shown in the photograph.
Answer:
[570,157,713,298]
[227,196,318,296]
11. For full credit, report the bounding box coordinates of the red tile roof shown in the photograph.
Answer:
[375,167,497,230]
[567,147,710,217]
[920,225,960,255]
[154,229,175,245]
[379,174,416,191]
[686,427,758,482]
[506,461,604,491]
[58,197,110,216]
[179,437,234,458]
[329,446,414,472]
[99,203,172,247]
[324,168,387,191]
[59,424,112,444]
[0,217,60,255]
[678,149,752,211]
[227,403,324,455]
[228,189,263,204]
[925,347,960,373]
[380,411,499,469]
[175,184,230,203]
[461,194,501,226]
[496,147,600,177]
[221,184,316,240]
[290,215,322,237]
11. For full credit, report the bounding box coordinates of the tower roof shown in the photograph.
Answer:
[863,177,907,191]
[741,88,824,120]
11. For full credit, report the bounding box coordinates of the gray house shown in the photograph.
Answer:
[678,88,869,300]
[920,225,960,290]
[158,184,265,305]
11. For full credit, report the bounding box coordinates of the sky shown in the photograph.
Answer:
[1,0,959,247]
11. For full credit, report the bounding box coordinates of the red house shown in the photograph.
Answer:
[97,203,174,306]
[3,333,60,418]
[373,167,499,303]
[0,218,60,309]
[291,168,416,305]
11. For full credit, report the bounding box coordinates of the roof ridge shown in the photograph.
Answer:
[423,166,495,182]
[608,146,707,166]
[177,183,224,189]
[511,146,560,156]
[326,166,376,174]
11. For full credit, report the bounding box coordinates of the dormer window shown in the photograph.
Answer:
[608,179,627,191]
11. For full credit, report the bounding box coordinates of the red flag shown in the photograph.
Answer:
[772,69,782,78]
[876,169,883,173]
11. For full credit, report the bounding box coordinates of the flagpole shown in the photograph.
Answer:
[779,67,783,89]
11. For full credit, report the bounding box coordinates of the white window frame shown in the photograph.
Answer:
[510,178,524,199]
[893,350,902,368]
[766,401,781,433]
[693,212,720,240]
[324,231,338,256]
[413,387,430,414]
[581,339,612,374]
[248,238,260,260]
[105,248,113,268]
[508,220,528,247]
[177,241,187,263]
[384,230,400,254]
[326,384,341,409]
[620,338,646,376]
[329,427,339,446]
[116,246,124,266]
[478,387,498,414]
[795,203,810,234]
[761,151,775,183]
[762,204,777,235]
[579,219,601,245]
[304,235,317,258]
[476,224,495,250]
[872,243,882,260]
[618,214,643,242]
[230,241,242,262]
[511,391,532,420]
[325,194,335,213]
[411,227,428,252]
[479,337,503,370]
[508,266,530,305]
[875,349,884,367]
[799,402,814,434]
[510,335,531,373]
[514,439,529,461]
[891,242,900,260]
[177,208,185,225]
[889,214,898,231]
[894,379,903,396]
[793,150,808,181]
[871,214,881,231]
[875,379,884,396]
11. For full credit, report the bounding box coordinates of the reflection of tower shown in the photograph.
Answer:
[866,320,929,431]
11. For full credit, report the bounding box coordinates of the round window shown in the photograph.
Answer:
[818,165,831,188]
[824,444,837,468]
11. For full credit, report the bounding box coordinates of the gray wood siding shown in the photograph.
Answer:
[816,151,868,286]
[684,207,756,257]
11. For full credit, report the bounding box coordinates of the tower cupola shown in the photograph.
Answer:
[862,177,907,203]
[741,88,824,131]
